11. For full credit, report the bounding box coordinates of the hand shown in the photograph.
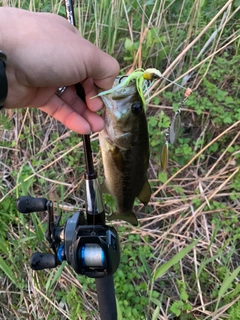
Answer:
[0,7,119,134]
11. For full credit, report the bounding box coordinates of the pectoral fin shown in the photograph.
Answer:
[110,146,124,171]
[138,178,151,205]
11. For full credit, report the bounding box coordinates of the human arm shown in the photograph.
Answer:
[0,7,119,133]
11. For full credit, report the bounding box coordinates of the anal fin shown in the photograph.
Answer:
[138,178,151,205]
[108,211,138,226]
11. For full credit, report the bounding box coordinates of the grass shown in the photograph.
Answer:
[0,0,240,319]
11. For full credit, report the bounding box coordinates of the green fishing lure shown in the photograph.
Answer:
[91,68,162,107]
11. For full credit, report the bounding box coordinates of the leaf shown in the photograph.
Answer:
[153,239,199,281]
[234,0,240,7]
[215,265,240,311]
[124,38,134,53]
[116,297,123,320]
[45,269,55,292]
[46,262,66,292]
[18,236,36,243]
[158,171,168,183]
[146,29,153,49]
[150,297,161,307]
[139,251,152,283]
[0,240,8,255]
[198,252,222,277]
[225,96,234,104]
[152,305,161,320]
[0,256,17,285]
[180,290,188,301]
[58,5,66,16]
[223,116,232,124]
[210,143,219,152]
[50,262,66,288]
[170,301,183,316]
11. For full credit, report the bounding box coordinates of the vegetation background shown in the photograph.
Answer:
[0,0,240,319]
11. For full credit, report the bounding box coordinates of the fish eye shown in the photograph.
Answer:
[131,101,143,114]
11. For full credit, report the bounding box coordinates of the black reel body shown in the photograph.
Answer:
[17,196,120,278]
[68,222,119,277]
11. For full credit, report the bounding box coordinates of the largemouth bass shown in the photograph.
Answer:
[99,77,151,226]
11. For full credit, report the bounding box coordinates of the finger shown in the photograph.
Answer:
[60,86,105,132]
[81,78,104,112]
[39,89,104,134]
[82,42,119,89]
[66,36,119,90]
[39,94,91,134]
[81,107,104,133]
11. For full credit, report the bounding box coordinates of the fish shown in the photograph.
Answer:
[99,77,151,226]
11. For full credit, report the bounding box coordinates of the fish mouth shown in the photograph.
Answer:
[101,78,138,119]
[110,78,137,99]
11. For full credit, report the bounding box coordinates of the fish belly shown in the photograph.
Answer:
[99,133,149,226]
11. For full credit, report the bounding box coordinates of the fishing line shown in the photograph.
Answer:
[134,1,195,172]
[161,88,192,171]
[134,0,192,103]
[154,75,187,90]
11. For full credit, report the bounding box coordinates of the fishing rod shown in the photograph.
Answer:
[64,2,120,319]
[16,2,120,320]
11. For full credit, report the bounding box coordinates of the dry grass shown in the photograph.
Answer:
[0,97,239,320]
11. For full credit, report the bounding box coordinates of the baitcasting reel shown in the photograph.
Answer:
[16,196,120,278]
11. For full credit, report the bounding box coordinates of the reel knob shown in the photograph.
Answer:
[30,252,58,270]
[17,196,48,213]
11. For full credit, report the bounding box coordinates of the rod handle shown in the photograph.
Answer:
[95,275,117,320]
